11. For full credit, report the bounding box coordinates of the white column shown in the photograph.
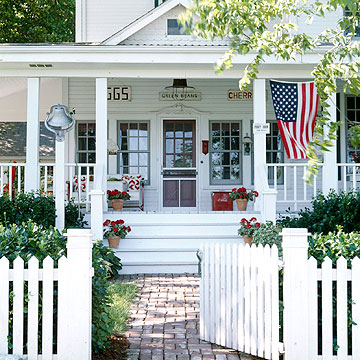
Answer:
[90,190,104,240]
[55,141,65,230]
[64,229,93,359]
[25,78,40,193]
[253,79,267,210]
[282,228,310,360]
[96,78,108,207]
[322,93,338,195]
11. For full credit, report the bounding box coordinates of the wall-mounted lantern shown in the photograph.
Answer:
[243,133,252,156]
[202,140,209,155]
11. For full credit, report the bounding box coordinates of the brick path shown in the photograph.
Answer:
[122,274,254,360]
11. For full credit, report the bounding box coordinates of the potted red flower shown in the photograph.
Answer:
[229,187,259,211]
[238,217,260,245]
[103,219,131,248]
[107,189,131,211]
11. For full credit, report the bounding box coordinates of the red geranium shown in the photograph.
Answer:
[229,187,259,202]
[107,189,131,201]
[238,217,261,238]
[103,218,132,240]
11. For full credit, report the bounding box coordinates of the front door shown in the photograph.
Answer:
[162,120,197,208]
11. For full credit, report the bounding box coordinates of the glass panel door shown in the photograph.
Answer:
[163,120,196,207]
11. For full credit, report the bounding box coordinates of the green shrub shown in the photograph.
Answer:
[0,221,122,353]
[309,226,360,265]
[278,190,360,234]
[0,192,86,229]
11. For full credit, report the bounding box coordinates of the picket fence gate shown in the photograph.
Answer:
[200,228,360,360]
[0,229,93,360]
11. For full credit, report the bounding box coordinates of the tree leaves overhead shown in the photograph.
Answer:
[180,0,360,181]
[0,0,75,43]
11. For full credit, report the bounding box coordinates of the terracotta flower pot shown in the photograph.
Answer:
[243,235,253,245]
[236,198,248,211]
[108,236,121,248]
[112,198,124,211]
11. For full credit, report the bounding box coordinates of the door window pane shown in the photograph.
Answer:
[76,122,96,171]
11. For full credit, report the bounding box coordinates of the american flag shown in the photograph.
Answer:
[270,80,319,159]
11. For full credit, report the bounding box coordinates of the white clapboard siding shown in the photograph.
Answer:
[0,230,93,360]
[200,243,280,360]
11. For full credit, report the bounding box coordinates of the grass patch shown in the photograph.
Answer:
[108,281,137,334]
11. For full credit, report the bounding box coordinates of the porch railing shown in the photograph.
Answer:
[0,163,95,209]
[0,163,25,198]
[266,163,324,212]
[337,163,360,192]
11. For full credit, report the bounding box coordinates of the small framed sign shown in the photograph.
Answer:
[107,86,132,102]
[253,123,270,134]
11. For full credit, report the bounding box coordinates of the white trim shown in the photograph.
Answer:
[102,0,190,45]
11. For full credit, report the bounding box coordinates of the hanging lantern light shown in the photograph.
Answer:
[45,104,75,142]
[165,79,195,99]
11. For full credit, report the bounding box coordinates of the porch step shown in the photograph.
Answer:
[89,212,258,274]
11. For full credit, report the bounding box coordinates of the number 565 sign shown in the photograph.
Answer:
[107,86,132,102]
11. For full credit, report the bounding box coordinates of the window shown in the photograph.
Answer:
[344,8,360,37]
[266,122,284,184]
[210,121,242,185]
[117,121,150,183]
[167,19,185,35]
[76,122,96,164]
[346,95,360,162]
[266,122,284,164]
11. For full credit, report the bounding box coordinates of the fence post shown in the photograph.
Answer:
[262,189,277,223]
[90,189,104,240]
[65,229,93,359]
[281,228,310,360]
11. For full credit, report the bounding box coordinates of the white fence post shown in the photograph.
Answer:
[59,229,93,360]
[90,189,104,240]
[281,228,310,360]
[262,189,277,223]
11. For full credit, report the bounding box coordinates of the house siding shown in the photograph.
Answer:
[68,77,317,212]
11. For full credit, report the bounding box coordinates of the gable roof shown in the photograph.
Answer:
[102,0,190,45]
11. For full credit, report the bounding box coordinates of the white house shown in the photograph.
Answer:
[0,0,358,272]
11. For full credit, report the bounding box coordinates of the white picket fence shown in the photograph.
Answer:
[0,229,93,360]
[200,228,360,360]
[200,243,280,360]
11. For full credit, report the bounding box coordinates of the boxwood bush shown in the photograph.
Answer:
[0,221,122,353]
[0,192,86,229]
[278,190,360,234]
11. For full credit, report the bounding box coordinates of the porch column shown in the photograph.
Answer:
[55,140,65,230]
[95,78,108,207]
[322,93,338,195]
[25,78,40,192]
[253,79,267,211]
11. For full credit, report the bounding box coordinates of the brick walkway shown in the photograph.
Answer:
[122,274,253,360]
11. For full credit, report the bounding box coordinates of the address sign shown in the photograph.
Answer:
[107,86,132,102]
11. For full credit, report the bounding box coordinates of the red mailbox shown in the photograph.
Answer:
[212,192,233,211]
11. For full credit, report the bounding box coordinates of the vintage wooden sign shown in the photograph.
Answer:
[107,86,132,102]
[227,90,253,101]
[159,92,202,101]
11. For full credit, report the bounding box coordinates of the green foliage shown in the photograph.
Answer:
[309,226,360,265]
[0,221,122,353]
[181,0,360,179]
[252,221,283,256]
[92,241,122,352]
[107,281,137,334]
[0,192,86,229]
[0,0,75,43]
[278,190,360,234]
